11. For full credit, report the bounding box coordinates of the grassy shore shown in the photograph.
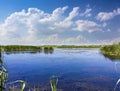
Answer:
[0,45,54,52]
[56,45,101,48]
[100,43,120,59]
[0,45,101,50]
[0,45,101,53]
[0,45,41,52]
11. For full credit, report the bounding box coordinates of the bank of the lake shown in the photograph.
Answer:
[0,45,101,51]
[100,43,120,60]
[0,45,54,53]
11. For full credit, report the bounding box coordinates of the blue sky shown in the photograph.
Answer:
[0,0,120,45]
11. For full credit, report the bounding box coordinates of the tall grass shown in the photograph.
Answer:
[50,76,58,91]
[101,43,120,60]
[8,80,26,91]
[101,43,120,56]
[0,50,8,90]
[114,78,120,91]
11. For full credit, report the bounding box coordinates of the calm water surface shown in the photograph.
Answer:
[3,48,120,91]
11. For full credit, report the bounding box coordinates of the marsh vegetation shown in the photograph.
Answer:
[0,45,54,54]
[101,43,120,60]
[0,45,101,52]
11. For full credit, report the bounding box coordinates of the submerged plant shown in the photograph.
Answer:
[8,80,26,91]
[50,75,58,91]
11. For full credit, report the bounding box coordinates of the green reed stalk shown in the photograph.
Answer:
[50,76,58,91]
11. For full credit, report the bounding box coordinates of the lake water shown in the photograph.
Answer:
[3,48,120,91]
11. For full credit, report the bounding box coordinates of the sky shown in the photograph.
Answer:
[0,0,120,45]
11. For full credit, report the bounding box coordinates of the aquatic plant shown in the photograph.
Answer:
[0,45,42,52]
[114,62,120,91]
[8,80,26,91]
[0,50,8,91]
[101,43,120,60]
[50,75,58,91]
[0,66,8,90]
[114,78,120,91]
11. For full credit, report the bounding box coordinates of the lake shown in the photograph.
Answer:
[3,48,120,91]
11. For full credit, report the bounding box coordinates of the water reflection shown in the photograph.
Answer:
[102,52,120,90]
[44,47,54,54]
[102,53,120,61]
[5,47,54,55]
[1,49,58,91]
[3,48,120,91]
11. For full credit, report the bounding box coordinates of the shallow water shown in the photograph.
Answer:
[3,48,120,91]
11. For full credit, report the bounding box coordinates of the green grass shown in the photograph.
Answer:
[0,45,55,55]
[0,45,102,55]
[50,76,58,91]
[100,43,120,60]
[8,80,26,91]
[0,45,101,53]
[57,45,101,48]
[0,45,42,52]
[0,64,8,90]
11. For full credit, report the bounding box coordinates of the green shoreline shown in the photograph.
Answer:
[100,43,120,60]
[0,44,120,60]
[0,45,101,51]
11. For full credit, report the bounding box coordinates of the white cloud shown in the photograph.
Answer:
[10,34,89,45]
[73,20,101,33]
[96,37,120,45]
[96,8,120,21]
[48,7,79,32]
[0,6,105,45]
[80,8,92,17]
[44,35,90,45]
[66,7,79,20]
[102,22,107,27]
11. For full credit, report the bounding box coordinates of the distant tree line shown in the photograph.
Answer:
[57,45,101,48]
[0,45,54,54]
[0,45,41,52]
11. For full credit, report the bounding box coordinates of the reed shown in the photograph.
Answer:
[114,78,120,91]
[101,43,120,60]
[50,75,58,91]
[8,80,26,91]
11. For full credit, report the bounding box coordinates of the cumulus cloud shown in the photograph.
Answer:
[96,37,120,45]
[73,20,101,33]
[96,8,120,21]
[0,6,104,45]
[34,35,90,45]
[48,7,79,32]
[80,8,92,17]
